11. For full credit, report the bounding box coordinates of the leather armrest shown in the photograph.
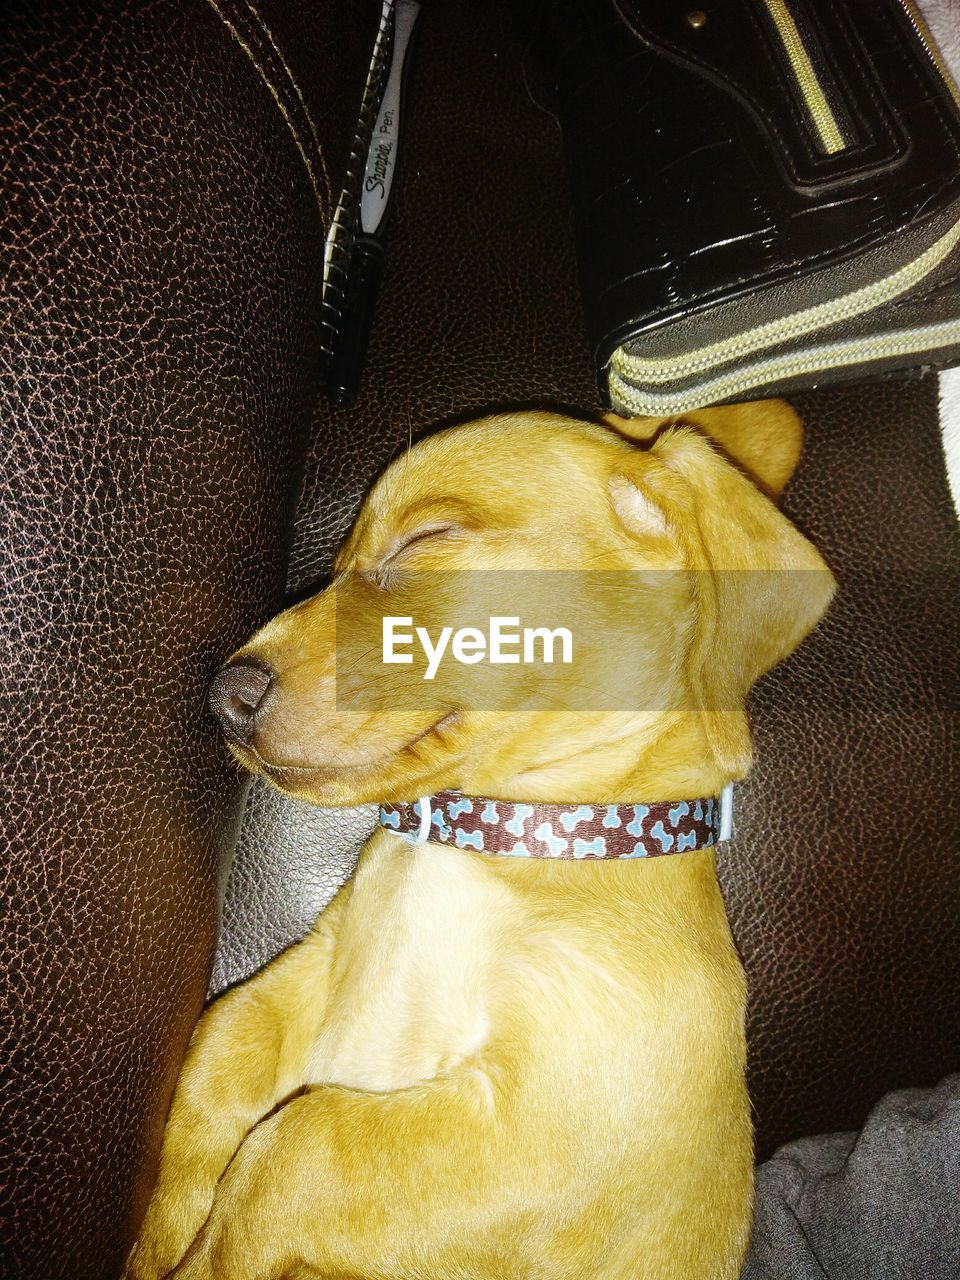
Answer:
[0,2,378,1275]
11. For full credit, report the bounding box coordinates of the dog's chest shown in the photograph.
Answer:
[305,837,498,1092]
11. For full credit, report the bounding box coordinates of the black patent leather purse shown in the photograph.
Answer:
[528,0,960,413]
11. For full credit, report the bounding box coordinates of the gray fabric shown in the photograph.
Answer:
[743,1075,960,1279]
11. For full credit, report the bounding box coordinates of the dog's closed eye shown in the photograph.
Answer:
[369,523,460,588]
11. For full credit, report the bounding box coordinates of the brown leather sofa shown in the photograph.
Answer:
[3,3,958,1278]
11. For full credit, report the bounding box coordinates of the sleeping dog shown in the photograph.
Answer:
[126,402,834,1280]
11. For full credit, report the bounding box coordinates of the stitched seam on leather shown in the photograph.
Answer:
[612,0,816,178]
[613,0,907,183]
[898,0,960,112]
[745,0,899,167]
[744,0,898,165]
[759,0,848,152]
[887,1,960,162]
[202,0,330,220]
[821,2,900,157]
[240,0,332,201]
[744,0,826,166]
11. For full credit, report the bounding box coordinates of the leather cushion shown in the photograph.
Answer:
[1,1,376,1274]
[733,373,960,1156]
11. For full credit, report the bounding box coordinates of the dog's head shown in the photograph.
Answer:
[209,402,834,805]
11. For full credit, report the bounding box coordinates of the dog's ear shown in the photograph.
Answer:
[606,455,683,565]
[609,425,835,777]
[602,398,803,498]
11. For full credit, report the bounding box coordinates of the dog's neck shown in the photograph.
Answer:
[461,713,737,808]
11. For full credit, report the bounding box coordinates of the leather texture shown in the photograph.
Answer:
[731,374,960,1156]
[0,2,378,1276]
[525,0,960,403]
[214,0,959,1165]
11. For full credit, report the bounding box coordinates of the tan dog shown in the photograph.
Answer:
[126,403,834,1280]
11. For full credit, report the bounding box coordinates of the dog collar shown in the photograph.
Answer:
[379,785,734,859]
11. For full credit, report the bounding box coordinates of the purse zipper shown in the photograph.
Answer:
[761,0,846,153]
[612,213,960,387]
[609,315,960,415]
[610,214,960,412]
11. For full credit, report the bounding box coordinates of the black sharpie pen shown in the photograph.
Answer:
[327,0,421,406]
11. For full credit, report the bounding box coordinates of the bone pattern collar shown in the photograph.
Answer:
[379,786,734,859]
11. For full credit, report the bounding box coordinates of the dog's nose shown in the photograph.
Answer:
[209,662,274,745]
